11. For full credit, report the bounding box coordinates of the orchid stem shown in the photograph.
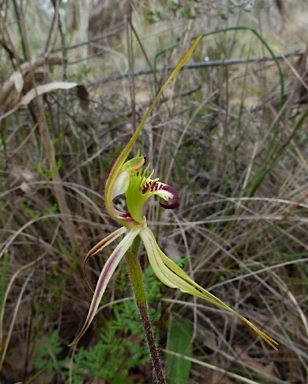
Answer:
[125,237,165,384]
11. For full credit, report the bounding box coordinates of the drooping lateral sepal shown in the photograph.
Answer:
[69,229,140,346]
[140,227,278,350]
[83,227,127,292]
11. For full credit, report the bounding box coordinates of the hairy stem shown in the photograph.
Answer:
[125,237,165,384]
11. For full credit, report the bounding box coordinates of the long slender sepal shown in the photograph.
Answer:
[69,229,140,346]
[83,227,128,291]
[140,227,278,350]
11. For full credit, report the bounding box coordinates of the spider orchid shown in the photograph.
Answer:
[70,152,277,348]
[69,36,278,350]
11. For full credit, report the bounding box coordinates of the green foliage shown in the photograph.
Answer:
[36,265,65,315]
[21,203,58,220]
[31,331,65,374]
[29,266,163,382]
[146,9,163,23]
[145,0,200,23]
[166,317,193,384]
[69,322,148,383]
[112,376,136,384]
[33,158,63,179]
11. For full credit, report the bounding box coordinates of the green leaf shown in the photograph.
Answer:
[166,317,193,384]
[113,375,135,384]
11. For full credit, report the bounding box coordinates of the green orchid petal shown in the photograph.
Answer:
[69,228,140,346]
[105,155,146,228]
[111,155,144,201]
[123,154,145,173]
[111,170,129,199]
[140,227,278,350]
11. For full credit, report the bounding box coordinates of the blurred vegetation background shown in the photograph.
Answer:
[0,0,307,383]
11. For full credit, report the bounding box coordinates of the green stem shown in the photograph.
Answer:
[125,237,165,384]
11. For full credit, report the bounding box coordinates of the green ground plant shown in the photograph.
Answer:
[27,265,162,383]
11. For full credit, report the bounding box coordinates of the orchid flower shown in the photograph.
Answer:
[70,37,278,350]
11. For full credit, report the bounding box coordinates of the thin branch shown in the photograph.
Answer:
[87,49,302,87]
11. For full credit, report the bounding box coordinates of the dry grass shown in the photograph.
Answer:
[0,1,307,383]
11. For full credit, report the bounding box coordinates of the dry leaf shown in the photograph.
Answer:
[19,81,79,105]
[0,54,62,107]
[0,81,88,121]
[210,357,232,384]
[234,345,277,378]
[10,72,24,93]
